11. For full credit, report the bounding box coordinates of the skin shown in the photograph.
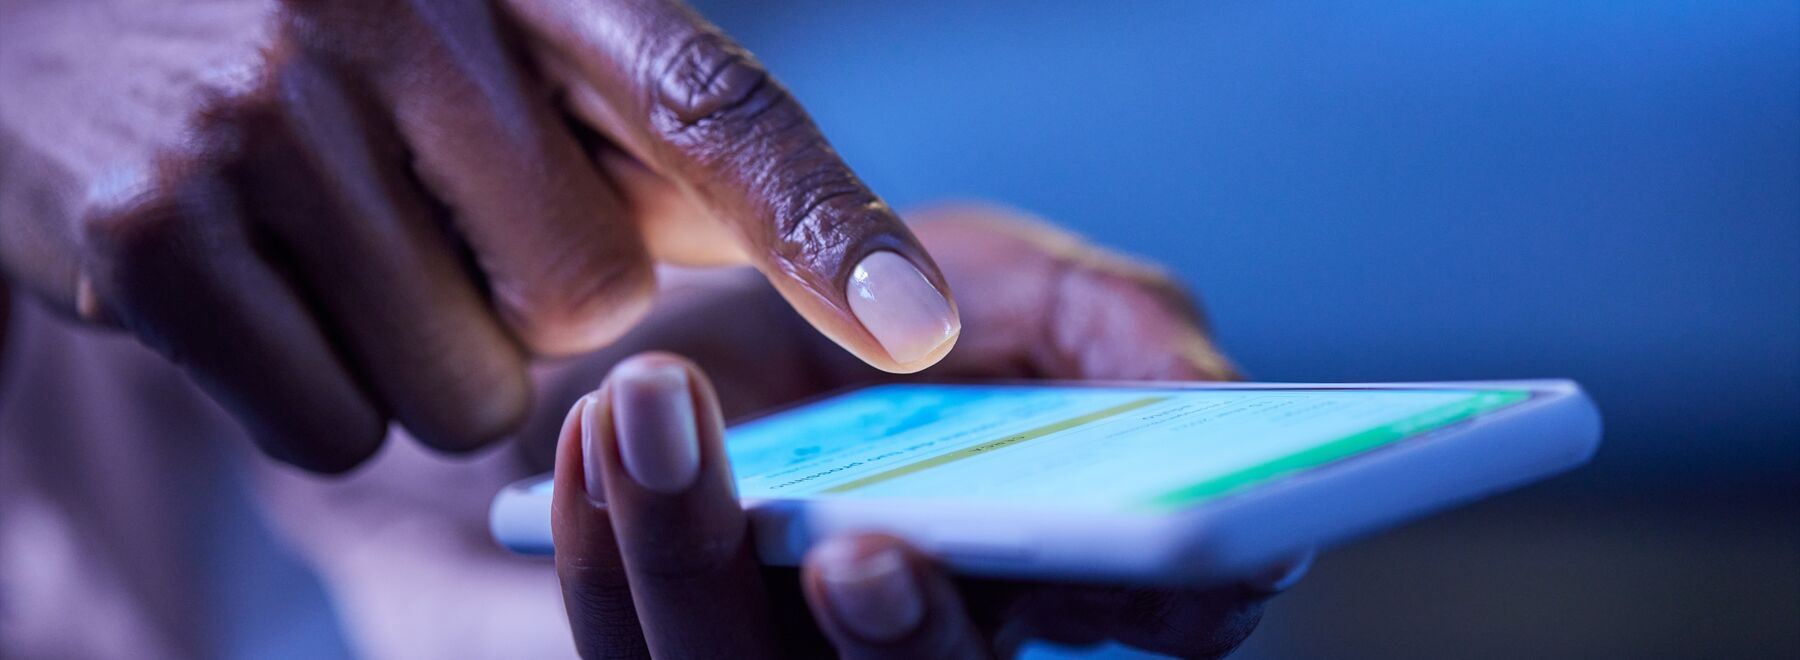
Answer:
[242,211,1291,658]
[534,211,1300,659]
[0,0,951,473]
[0,2,1299,652]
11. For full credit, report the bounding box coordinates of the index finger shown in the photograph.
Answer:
[502,0,960,372]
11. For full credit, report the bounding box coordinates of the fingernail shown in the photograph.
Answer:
[847,251,959,367]
[818,543,925,643]
[608,360,701,494]
[1250,551,1315,593]
[568,396,604,505]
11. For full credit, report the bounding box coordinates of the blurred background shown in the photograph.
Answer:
[684,0,1797,657]
[132,1,1792,658]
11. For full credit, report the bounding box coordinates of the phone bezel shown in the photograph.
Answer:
[492,379,1599,586]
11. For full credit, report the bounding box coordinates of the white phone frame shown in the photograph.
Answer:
[491,379,1601,586]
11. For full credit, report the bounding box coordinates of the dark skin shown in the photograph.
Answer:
[0,0,956,473]
[1,2,1304,654]
[510,207,1244,468]
[236,210,1299,658]
[522,210,1300,659]
[555,356,1277,659]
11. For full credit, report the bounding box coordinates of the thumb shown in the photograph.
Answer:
[802,534,992,659]
[503,0,959,372]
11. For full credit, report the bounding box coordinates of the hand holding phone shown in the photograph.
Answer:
[544,353,1296,659]
[498,373,1599,586]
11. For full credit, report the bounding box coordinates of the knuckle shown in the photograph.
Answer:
[79,107,266,270]
[642,25,899,279]
[78,169,240,275]
[495,254,658,356]
[73,165,249,338]
[564,588,634,631]
[648,29,784,132]
[537,244,656,311]
[769,165,884,258]
[743,131,892,280]
[78,179,199,269]
[560,556,631,592]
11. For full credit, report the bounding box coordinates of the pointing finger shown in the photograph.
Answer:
[504,0,961,372]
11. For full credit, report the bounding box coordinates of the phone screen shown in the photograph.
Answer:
[719,385,1530,513]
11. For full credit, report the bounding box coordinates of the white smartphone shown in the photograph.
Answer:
[491,380,1600,586]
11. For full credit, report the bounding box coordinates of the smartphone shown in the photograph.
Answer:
[491,380,1600,586]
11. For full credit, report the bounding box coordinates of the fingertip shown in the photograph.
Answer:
[607,350,700,381]
[604,351,721,415]
[881,331,961,374]
[551,391,610,548]
[843,251,961,372]
[588,351,739,523]
[566,393,605,507]
[804,535,928,644]
[803,534,990,658]
[605,355,701,494]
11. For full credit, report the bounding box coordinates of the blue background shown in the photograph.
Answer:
[209,1,1797,658]
[687,1,1797,657]
[695,0,1799,492]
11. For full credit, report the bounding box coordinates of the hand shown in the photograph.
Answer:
[0,0,955,472]
[249,207,1291,657]
[518,204,1242,443]
[540,207,1295,658]
[548,351,1304,659]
